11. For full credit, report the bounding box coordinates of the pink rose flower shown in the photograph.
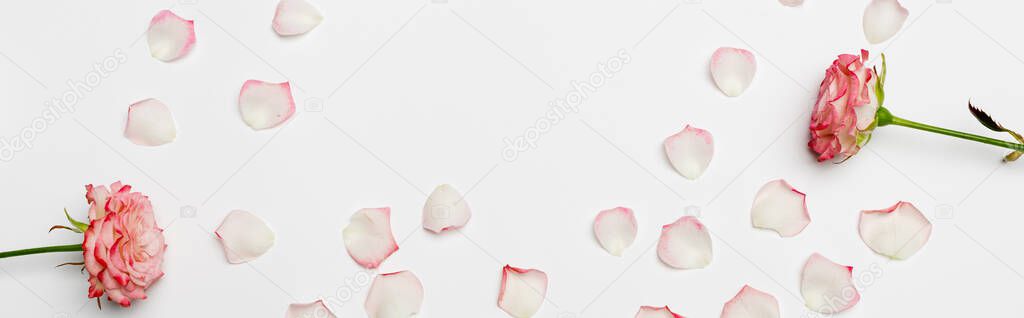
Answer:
[82,182,166,307]
[808,50,882,162]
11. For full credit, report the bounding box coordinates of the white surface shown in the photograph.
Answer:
[1,0,1023,317]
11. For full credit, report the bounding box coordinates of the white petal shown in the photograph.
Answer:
[215,210,275,264]
[593,207,638,256]
[365,271,424,318]
[800,253,859,314]
[636,306,685,318]
[751,179,810,237]
[342,207,398,269]
[664,125,714,180]
[498,265,548,318]
[147,10,195,62]
[863,0,909,44]
[286,300,336,318]
[858,201,932,259]
[657,216,713,269]
[239,80,296,130]
[710,47,756,97]
[125,98,177,146]
[422,184,471,233]
[778,0,803,7]
[721,285,780,318]
[273,0,323,36]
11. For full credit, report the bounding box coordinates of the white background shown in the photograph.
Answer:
[2,0,1023,317]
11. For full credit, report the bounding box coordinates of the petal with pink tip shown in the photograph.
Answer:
[800,253,859,314]
[238,80,295,130]
[657,216,713,269]
[147,10,195,62]
[859,201,931,260]
[422,184,471,233]
[365,271,424,318]
[863,0,909,44]
[636,306,685,318]
[594,207,638,256]
[778,0,803,7]
[124,98,177,146]
[710,47,756,97]
[721,285,780,318]
[342,207,398,269]
[664,125,714,180]
[273,0,324,36]
[498,265,548,318]
[751,179,810,237]
[286,300,336,318]
[215,210,276,264]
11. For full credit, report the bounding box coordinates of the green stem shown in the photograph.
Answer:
[0,244,82,259]
[876,107,1024,152]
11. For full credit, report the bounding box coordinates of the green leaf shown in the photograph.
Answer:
[64,209,89,233]
[969,101,1024,144]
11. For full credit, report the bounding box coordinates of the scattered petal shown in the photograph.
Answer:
[800,253,859,314]
[657,216,713,269]
[238,80,295,130]
[751,179,811,237]
[710,47,757,97]
[422,184,471,233]
[215,210,275,264]
[721,285,780,318]
[594,207,638,256]
[147,10,195,62]
[636,306,685,318]
[859,201,932,259]
[342,207,399,269]
[365,271,424,318]
[286,300,336,318]
[863,0,909,44]
[498,265,548,318]
[124,98,177,146]
[778,0,803,7]
[273,0,324,36]
[664,125,714,180]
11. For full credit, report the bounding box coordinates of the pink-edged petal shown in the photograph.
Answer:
[710,47,757,97]
[800,253,859,314]
[859,201,932,260]
[863,0,909,44]
[215,210,276,264]
[721,285,780,318]
[342,207,398,269]
[124,98,176,146]
[657,216,713,269]
[664,125,714,180]
[636,306,685,318]
[750,179,810,237]
[147,10,196,62]
[238,80,296,130]
[422,184,471,233]
[286,300,336,318]
[364,271,424,318]
[273,0,324,36]
[778,0,803,7]
[498,265,548,318]
[594,207,638,256]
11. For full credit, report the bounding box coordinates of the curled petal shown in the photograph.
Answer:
[286,300,336,318]
[125,98,177,146]
[859,201,931,259]
[710,47,757,97]
[342,207,398,269]
[750,179,810,237]
[800,253,859,314]
[239,80,296,130]
[594,207,638,256]
[721,285,780,318]
[273,0,324,36]
[147,10,195,62]
[636,306,685,318]
[863,0,909,44]
[778,0,803,7]
[657,216,713,269]
[664,125,714,180]
[498,265,548,318]
[422,184,471,233]
[365,271,424,318]
[216,210,275,264]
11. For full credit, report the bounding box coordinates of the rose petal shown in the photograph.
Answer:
[147,10,195,62]
[239,80,296,130]
[594,207,638,256]
[778,0,803,7]
[710,47,757,97]
[657,216,713,269]
[273,0,324,36]
[750,179,811,237]
[636,306,685,318]
[721,285,780,318]
[215,210,275,264]
[286,300,336,318]
[800,253,859,314]
[664,125,714,180]
[863,0,909,44]
[498,265,548,318]
[422,184,471,233]
[342,207,398,269]
[859,201,932,260]
[365,271,424,318]
[124,98,177,146]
